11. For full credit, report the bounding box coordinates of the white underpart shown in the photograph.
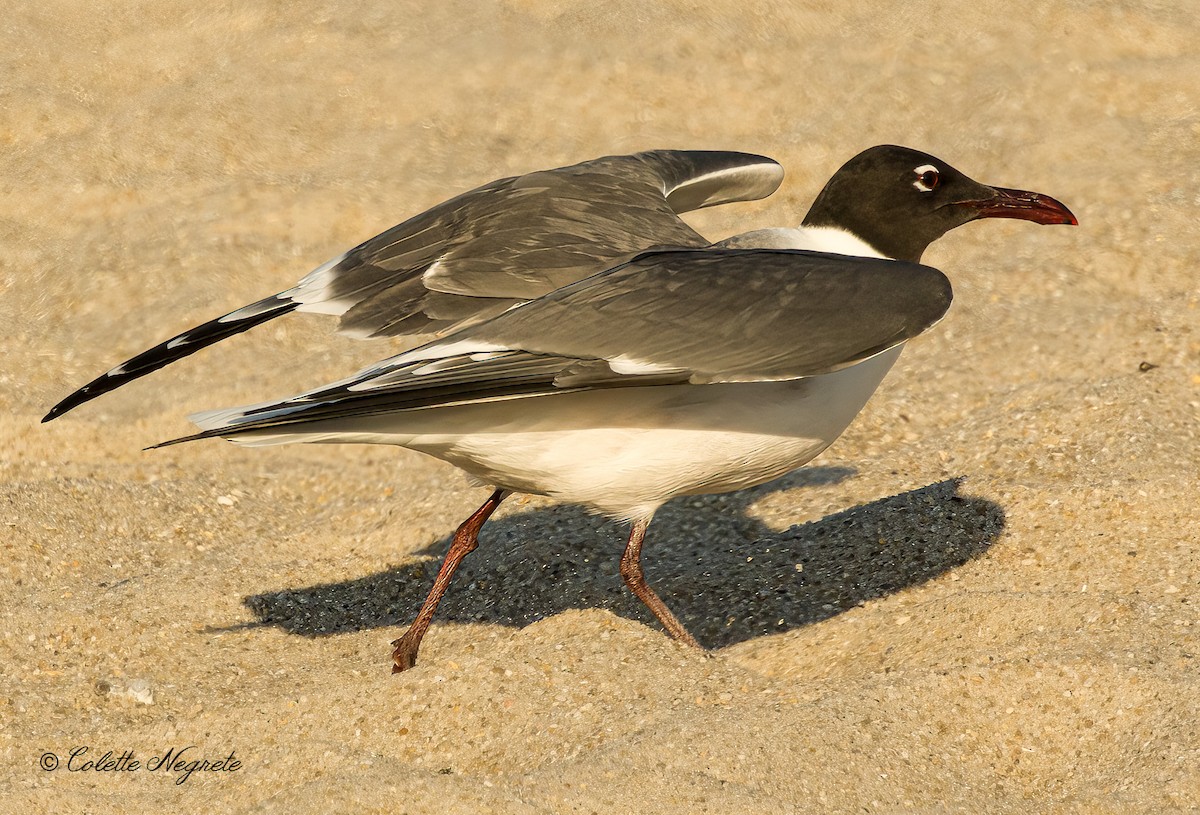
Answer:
[211,345,904,521]
[715,225,887,258]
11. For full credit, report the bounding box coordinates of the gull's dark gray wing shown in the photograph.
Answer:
[468,248,952,382]
[44,150,784,422]
[158,249,951,446]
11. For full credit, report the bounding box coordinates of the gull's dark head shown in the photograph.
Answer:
[801,144,1077,262]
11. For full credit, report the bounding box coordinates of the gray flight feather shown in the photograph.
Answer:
[331,150,785,335]
[156,249,951,446]
[466,249,952,382]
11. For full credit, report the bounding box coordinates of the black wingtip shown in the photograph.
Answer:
[144,436,185,451]
[43,382,103,423]
[41,296,297,423]
[144,430,217,450]
[43,388,94,422]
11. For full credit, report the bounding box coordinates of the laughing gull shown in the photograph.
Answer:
[44,146,1077,671]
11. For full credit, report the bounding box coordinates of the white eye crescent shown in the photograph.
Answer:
[912,164,941,193]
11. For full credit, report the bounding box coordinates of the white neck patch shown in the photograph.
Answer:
[772,225,888,259]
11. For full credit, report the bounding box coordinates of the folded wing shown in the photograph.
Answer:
[159,249,952,446]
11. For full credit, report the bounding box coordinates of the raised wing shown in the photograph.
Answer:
[158,249,952,446]
[44,150,784,422]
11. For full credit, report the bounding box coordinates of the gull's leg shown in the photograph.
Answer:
[619,518,702,649]
[391,489,510,673]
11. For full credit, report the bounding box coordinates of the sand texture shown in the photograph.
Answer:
[3,2,1199,813]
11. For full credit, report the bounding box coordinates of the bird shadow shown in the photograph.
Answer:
[231,468,1004,649]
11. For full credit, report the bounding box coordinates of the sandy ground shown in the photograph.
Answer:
[3,1,1199,812]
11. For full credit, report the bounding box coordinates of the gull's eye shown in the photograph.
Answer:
[912,164,941,193]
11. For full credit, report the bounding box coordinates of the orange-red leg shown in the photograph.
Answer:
[619,518,702,649]
[391,489,509,673]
